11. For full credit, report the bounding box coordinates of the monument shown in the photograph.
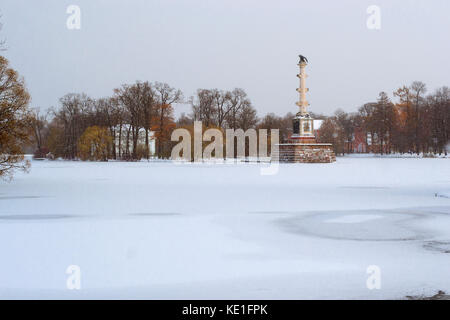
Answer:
[272,55,336,163]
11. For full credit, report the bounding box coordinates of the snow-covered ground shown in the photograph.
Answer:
[0,157,449,299]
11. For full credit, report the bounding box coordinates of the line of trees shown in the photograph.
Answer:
[179,89,325,142]
[37,87,266,161]
[184,88,258,130]
[29,81,449,162]
[317,82,449,155]
[30,87,291,161]
[30,81,182,160]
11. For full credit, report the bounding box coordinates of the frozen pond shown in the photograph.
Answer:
[0,157,449,299]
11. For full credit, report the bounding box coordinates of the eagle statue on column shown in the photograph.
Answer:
[298,54,308,64]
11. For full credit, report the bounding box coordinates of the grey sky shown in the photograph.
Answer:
[1,0,449,118]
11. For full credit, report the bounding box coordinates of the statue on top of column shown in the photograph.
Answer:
[298,54,308,64]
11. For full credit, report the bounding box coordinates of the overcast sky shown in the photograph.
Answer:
[1,0,449,117]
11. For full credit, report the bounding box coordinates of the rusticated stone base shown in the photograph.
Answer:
[272,143,336,163]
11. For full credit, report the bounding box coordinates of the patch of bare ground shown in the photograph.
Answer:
[406,290,450,300]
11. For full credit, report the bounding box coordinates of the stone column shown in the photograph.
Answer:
[296,61,309,115]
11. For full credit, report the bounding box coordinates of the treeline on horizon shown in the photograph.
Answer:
[2,24,449,182]
[27,81,450,160]
[318,82,450,156]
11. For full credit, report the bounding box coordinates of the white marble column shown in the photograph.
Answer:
[296,61,309,115]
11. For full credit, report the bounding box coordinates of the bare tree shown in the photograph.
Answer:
[28,108,48,152]
[94,97,125,159]
[410,81,427,153]
[154,82,182,158]
[139,82,157,159]
[317,118,341,155]
[191,89,216,127]
[114,82,152,159]
[427,87,450,155]
[335,109,355,154]
[54,93,93,159]
[235,103,258,131]
[177,113,194,127]
[373,92,395,154]
[211,89,233,128]
[226,88,250,130]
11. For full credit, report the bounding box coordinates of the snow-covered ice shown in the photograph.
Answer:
[0,156,449,299]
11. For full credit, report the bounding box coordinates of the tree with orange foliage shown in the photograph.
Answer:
[152,103,176,159]
[393,86,413,153]
[152,83,182,158]
[0,56,31,179]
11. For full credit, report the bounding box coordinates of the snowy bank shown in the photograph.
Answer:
[0,157,449,299]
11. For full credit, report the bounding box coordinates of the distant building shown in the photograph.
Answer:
[351,127,368,153]
[350,127,389,154]
[313,119,324,138]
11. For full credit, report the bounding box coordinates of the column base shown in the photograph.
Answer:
[272,143,336,163]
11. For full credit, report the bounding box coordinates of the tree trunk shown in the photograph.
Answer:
[145,127,149,159]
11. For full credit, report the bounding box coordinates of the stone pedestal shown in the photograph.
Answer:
[273,135,336,163]
[273,142,336,163]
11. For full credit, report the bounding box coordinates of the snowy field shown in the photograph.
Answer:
[0,156,449,299]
